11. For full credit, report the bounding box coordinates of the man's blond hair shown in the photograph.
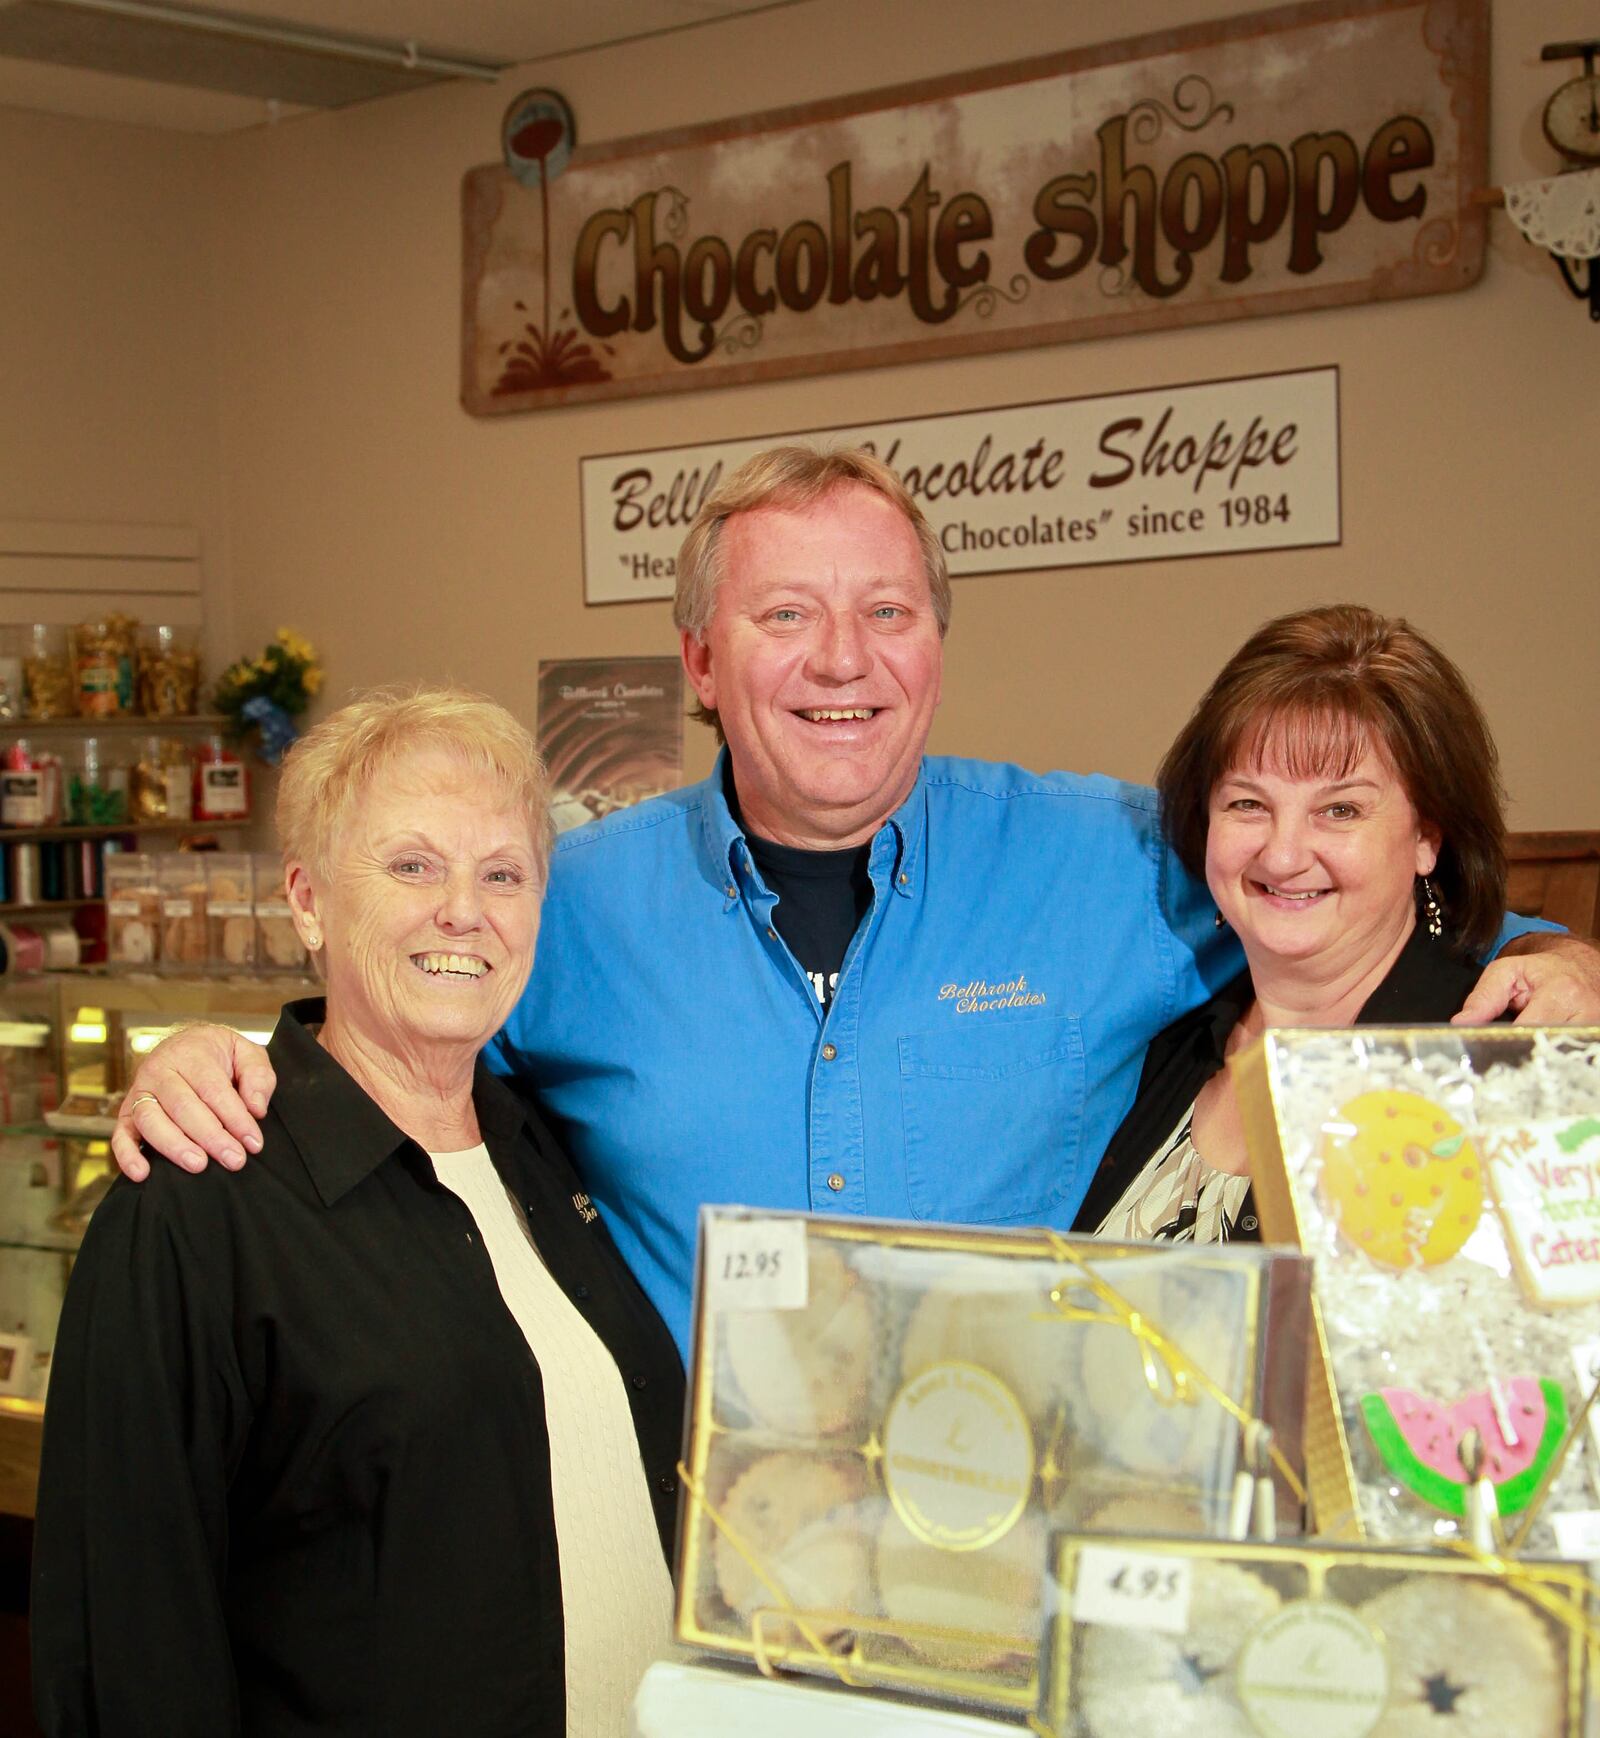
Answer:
[673,445,951,737]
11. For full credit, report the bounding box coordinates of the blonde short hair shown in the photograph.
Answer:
[674,444,951,738]
[276,686,554,880]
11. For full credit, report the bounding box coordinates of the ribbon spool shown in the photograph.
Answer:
[0,918,81,976]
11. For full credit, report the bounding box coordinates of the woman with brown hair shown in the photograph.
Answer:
[1074,603,1510,1243]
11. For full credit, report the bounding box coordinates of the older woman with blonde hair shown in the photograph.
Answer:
[33,688,682,1736]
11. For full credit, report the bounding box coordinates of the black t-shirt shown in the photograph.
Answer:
[744,829,872,1010]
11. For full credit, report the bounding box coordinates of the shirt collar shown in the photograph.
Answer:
[696,747,929,903]
[268,997,537,1207]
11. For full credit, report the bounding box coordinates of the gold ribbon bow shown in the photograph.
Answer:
[1037,1230,1308,1506]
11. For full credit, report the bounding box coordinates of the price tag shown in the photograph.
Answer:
[704,1217,808,1312]
[1551,1509,1600,1561]
[1071,1545,1192,1635]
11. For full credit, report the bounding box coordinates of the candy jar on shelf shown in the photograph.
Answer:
[193,733,250,822]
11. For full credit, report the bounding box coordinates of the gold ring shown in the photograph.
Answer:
[126,1092,160,1114]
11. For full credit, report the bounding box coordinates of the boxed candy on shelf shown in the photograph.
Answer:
[206,853,255,971]
[1235,1026,1600,1552]
[158,853,208,972]
[252,852,305,971]
[1037,1532,1591,1737]
[675,1209,1311,1715]
[105,854,161,967]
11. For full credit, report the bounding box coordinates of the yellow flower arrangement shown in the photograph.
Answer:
[213,628,323,764]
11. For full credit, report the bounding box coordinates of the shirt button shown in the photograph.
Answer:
[657,1472,678,1494]
[898,873,909,885]
[724,883,736,898]
[631,1374,648,1391]
[826,1173,845,1193]
[767,927,778,941]
[821,1042,837,1061]
[573,1284,590,1301]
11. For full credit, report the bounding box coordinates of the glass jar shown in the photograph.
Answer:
[130,735,193,823]
[22,625,74,721]
[0,625,24,722]
[207,853,256,971]
[137,623,202,717]
[67,737,130,826]
[158,853,209,973]
[69,615,138,717]
[253,851,306,972]
[105,853,162,968]
[193,734,250,822]
[1,740,63,828]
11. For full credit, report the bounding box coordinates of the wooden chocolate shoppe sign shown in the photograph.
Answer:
[461,0,1487,414]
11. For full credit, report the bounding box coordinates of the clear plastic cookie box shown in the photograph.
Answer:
[1038,1533,1591,1738]
[675,1209,1312,1713]
[1234,1026,1600,1552]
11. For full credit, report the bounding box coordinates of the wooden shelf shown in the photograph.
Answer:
[0,899,99,916]
[4,714,226,733]
[0,1398,44,1519]
[0,818,251,842]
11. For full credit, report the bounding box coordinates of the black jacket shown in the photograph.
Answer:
[33,999,684,1737]
[1071,925,1486,1239]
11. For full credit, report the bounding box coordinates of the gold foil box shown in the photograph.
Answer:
[1234,1026,1600,1550]
[675,1208,1312,1713]
[1039,1532,1591,1737]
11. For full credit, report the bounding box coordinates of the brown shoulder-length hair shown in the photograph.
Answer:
[1157,604,1506,955]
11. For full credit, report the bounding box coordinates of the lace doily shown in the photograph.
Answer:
[1503,166,1600,260]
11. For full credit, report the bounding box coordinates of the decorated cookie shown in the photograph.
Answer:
[713,1450,874,1625]
[1067,1263,1244,1481]
[1319,1090,1484,1269]
[1074,1560,1280,1738]
[1362,1578,1562,1736]
[874,1508,1044,1672]
[1360,1378,1567,1519]
[720,1242,877,1437]
[897,1263,1072,1423]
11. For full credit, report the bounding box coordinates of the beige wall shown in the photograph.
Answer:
[5,0,1596,826]
[0,108,233,670]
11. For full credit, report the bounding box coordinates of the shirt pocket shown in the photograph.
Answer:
[897,1014,1086,1224]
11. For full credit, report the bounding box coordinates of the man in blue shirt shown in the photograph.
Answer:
[113,446,1598,1352]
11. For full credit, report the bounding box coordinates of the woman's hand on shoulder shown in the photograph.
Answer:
[111,1025,278,1181]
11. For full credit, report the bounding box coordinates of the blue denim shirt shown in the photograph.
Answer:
[487,753,1238,1350]
[489,753,1547,1352]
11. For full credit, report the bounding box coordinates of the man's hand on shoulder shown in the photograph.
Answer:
[1453,932,1600,1026]
[111,1025,278,1181]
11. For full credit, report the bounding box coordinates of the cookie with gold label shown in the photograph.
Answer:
[1319,1090,1484,1269]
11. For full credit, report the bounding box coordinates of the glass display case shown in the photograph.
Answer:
[0,972,310,1516]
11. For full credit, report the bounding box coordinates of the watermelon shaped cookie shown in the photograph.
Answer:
[1360,1378,1567,1517]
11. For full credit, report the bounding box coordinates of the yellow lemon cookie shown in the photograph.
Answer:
[1319,1090,1484,1270]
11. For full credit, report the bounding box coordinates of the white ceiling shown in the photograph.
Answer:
[0,0,798,132]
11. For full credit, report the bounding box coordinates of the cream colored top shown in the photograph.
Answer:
[429,1143,673,1737]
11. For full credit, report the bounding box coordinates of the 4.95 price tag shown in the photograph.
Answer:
[1071,1545,1192,1635]
[704,1217,809,1312]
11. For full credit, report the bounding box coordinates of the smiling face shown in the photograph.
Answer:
[1205,729,1441,984]
[681,482,944,848]
[288,747,542,1068]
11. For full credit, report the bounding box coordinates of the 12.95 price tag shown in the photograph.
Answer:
[704,1217,809,1312]
[1071,1546,1193,1635]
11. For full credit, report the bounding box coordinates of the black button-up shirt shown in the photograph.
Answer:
[32,999,684,1737]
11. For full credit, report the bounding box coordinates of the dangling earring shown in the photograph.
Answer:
[1420,876,1443,940]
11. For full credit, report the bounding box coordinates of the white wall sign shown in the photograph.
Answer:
[578,366,1339,605]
